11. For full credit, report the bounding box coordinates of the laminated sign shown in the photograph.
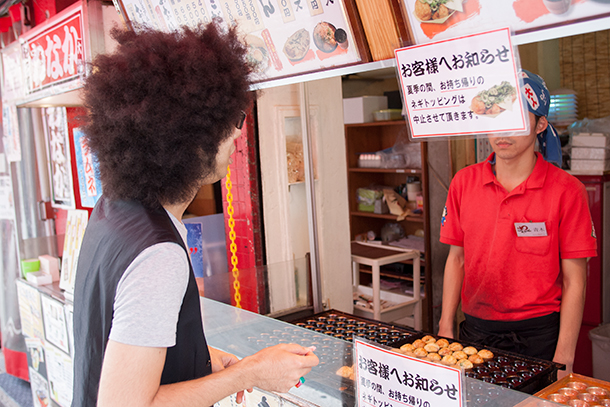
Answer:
[354,338,464,407]
[395,27,528,140]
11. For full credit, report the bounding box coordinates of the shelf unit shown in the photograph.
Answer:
[345,120,431,329]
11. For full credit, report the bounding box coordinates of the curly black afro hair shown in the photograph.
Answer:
[82,22,253,208]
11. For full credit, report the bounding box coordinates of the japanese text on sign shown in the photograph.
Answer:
[394,27,527,139]
[22,10,84,93]
[355,338,464,407]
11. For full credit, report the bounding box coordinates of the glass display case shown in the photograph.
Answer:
[202,298,562,407]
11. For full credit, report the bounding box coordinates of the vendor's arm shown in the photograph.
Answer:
[553,257,587,379]
[97,341,318,407]
[438,245,465,339]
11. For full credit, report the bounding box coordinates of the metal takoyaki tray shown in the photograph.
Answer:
[289,309,419,346]
[288,310,563,395]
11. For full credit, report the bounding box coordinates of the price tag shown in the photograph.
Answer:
[354,337,465,407]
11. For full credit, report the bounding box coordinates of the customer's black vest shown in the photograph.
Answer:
[71,197,212,407]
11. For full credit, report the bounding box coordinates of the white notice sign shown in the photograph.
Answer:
[395,27,528,140]
[354,338,464,407]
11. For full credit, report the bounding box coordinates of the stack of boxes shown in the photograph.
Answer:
[570,133,610,174]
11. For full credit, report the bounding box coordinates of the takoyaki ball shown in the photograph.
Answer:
[427,352,442,361]
[486,104,504,115]
[432,4,449,20]
[436,338,450,348]
[468,354,485,365]
[414,0,432,20]
[457,359,474,370]
[463,346,478,356]
[424,343,440,353]
[414,348,428,358]
[453,351,468,360]
[438,347,453,357]
[448,342,463,352]
[400,343,415,353]
[412,339,426,349]
[422,335,436,344]
[470,97,486,115]
[442,355,458,365]
[478,349,494,360]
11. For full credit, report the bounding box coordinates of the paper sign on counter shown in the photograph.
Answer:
[354,337,465,407]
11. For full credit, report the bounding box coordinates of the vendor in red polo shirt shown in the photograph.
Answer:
[437,70,597,377]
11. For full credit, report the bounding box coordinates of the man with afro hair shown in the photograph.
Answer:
[72,22,318,407]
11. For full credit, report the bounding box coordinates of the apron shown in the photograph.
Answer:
[459,312,560,361]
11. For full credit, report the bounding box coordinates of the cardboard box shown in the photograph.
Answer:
[39,254,60,282]
[572,133,610,148]
[571,147,610,160]
[26,271,52,286]
[343,96,388,124]
[570,159,610,174]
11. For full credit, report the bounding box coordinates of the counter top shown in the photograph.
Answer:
[201,298,561,407]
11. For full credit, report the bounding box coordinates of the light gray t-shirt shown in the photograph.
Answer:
[108,211,190,347]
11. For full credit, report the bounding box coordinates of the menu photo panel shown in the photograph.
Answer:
[111,0,370,82]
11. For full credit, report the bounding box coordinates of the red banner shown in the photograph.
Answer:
[22,7,84,92]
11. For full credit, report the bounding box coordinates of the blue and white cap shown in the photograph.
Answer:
[519,70,562,167]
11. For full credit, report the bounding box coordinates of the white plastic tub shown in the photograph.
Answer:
[589,324,610,381]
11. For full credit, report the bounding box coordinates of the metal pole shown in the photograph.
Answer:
[298,82,323,313]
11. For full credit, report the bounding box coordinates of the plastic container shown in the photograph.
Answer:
[373,109,402,122]
[589,324,610,381]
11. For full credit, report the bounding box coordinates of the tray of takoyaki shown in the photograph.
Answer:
[389,333,565,394]
[534,373,610,406]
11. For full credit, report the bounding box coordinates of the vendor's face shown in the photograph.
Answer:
[488,112,548,161]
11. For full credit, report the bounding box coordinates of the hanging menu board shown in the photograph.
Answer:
[395,27,528,140]
[112,0,365,81]
[401,0,610,45]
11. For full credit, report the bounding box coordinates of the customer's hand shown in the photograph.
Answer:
[240,343,319,393]
[209,347,239,373]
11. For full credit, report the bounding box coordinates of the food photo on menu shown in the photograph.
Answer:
[470,81,517,117]
[413,0,465,23]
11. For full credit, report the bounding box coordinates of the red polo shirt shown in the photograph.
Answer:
[440,152,597,321]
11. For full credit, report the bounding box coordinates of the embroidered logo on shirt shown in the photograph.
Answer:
[441,206,447,226]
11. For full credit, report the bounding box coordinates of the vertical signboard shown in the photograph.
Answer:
[395,27,528,140]
[73,127,102,208]
[43,107,75,208]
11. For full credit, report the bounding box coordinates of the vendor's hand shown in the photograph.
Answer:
[437,321,455,339]
[553,357,573,380]
[241,343,319,394]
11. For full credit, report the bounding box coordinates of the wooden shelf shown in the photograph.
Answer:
[350,211,424,223]
[348,167,422,174]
